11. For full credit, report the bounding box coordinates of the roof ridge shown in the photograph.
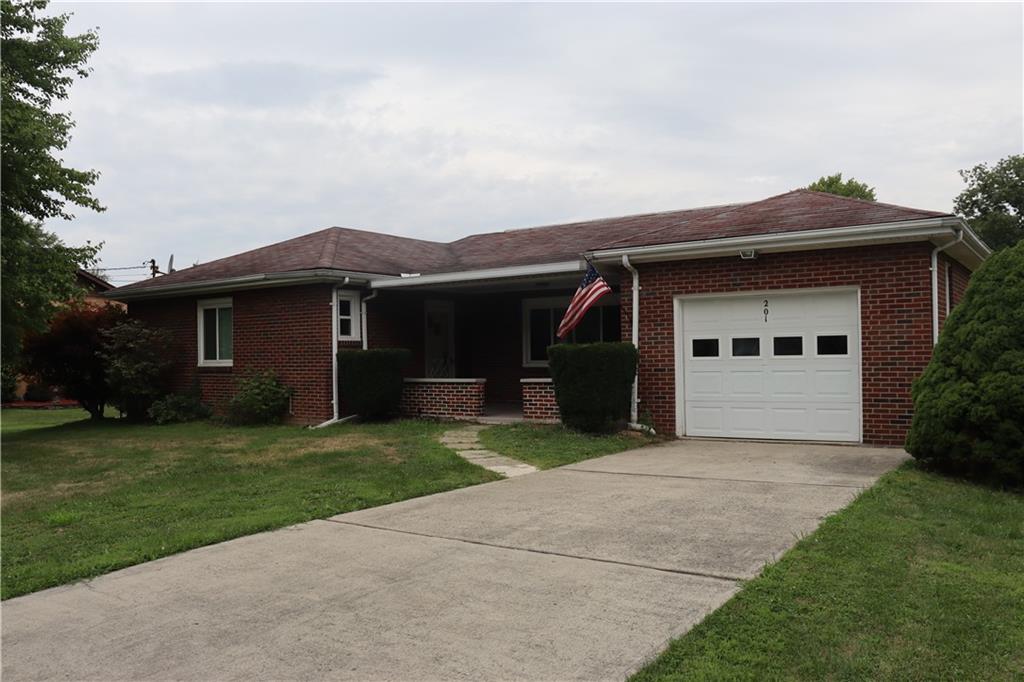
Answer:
[591,194,786,251]
[448,201,754,244]
[317,227,343,268]
[326,225,447,247]
[792,188,947,216]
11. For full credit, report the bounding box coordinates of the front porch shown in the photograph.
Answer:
[353,266,623,423]
[398,377,560,423]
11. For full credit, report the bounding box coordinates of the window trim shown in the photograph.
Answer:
[521,295,620,368]
[770,334,805,358]
[729,335,762,359]
[336,289,362,342]
[814,332,851,358]
[689,337,721,359]
[197,297,233,367]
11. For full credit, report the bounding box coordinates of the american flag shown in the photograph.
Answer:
[557,262,612,339]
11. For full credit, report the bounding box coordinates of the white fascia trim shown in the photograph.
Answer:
[588,217,974,264]
[109,269,386,301]
[369,260,584,289]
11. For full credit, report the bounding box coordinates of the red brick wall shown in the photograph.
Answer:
[950,259,970,307]
[521,380,560,422]
[619,242,945,446]
[400,379,485,419]
[130,284,335,424]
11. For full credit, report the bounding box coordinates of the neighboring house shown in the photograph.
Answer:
[109,190,988,446]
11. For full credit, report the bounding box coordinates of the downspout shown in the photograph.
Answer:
[621,255,652,434]
[312,277,350,428]
[931,230,963,345]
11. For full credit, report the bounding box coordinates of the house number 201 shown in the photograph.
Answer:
[763,299,769,323]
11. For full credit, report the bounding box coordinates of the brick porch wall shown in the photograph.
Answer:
[521,379,560,422]
[400,379,486,419]
[619,242,947,446]
[130,283,335,424]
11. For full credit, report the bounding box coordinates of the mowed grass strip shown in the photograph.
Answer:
[479,422,654,469]
[1,410,500,599]
[632,464,1024,681]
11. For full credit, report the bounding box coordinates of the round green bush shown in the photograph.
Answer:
[548,342,638,433]
[227,371,292,425]
[906,241,1024,486]
[337,349,411,420]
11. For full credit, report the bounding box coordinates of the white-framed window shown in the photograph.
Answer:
[521,295,621,367]
[729,335,762,358]
[336,289,361,342]
[197,298,233,367]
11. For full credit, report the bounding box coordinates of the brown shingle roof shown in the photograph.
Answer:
[113,189,950,293]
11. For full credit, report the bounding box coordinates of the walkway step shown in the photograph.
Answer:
[440,425,539,478]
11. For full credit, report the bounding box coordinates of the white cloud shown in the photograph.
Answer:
[47,2,1022,282]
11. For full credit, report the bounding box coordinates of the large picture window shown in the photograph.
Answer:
[197,298,233,367]
[522,296,621,367]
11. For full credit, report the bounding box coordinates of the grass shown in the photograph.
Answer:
[632,464,1024,681]
[479,422,654,469]
[1,409,501,599]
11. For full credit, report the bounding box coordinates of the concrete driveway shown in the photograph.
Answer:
[2,439,906,681]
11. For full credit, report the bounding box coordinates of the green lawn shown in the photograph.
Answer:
[479,422,654,469]
[0,409,502,599]
[633,464,1024,681]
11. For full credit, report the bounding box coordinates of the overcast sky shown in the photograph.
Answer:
[49,2,1023,284]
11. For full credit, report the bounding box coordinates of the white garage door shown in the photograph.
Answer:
[679,289,861,442]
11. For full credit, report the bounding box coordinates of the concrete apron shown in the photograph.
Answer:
[1,440,907,681]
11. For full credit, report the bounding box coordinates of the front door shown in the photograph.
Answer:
[425,300,455,378]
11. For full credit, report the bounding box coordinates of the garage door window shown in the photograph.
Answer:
[816,334,849,356]
[772,336,803,356]
[731,337,760,357]
[691,338,719,358]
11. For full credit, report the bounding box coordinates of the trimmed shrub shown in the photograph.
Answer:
[148,393,211,425]
[99,320,173,421]
[906,241,1024,486]
[227,371,292,425]
[548,342,638,433]
[337,349,411,420]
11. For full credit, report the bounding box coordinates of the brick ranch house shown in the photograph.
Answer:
[110,190,989,446]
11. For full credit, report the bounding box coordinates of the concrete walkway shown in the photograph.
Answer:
[1,439,907,681]
[439,424,538,477]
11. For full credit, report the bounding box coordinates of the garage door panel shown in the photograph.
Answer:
[727,370,764,397]
[815,407,859,439]
[814,369,857,398]
[770,407,811,437]
[767,369,809,398]
[685,370,724,399]
[681,290,860,443]
[688,406,724,434]
[727,406,767,434]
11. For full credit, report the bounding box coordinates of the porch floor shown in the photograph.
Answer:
[474,402,525,425]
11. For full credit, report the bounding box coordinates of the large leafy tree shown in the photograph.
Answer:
[954,155,1024,251]
[1,0,103,363]
[804,173,877,202]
